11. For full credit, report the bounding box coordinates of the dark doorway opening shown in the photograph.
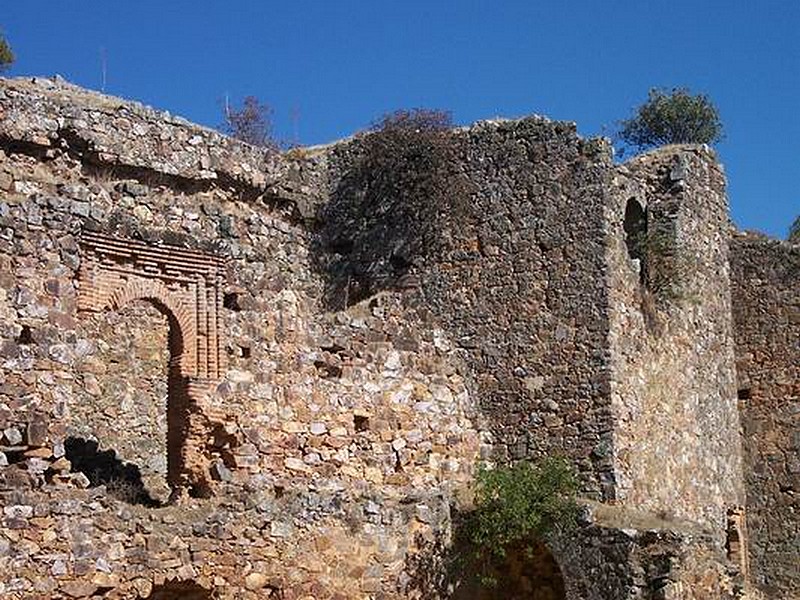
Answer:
[453,540,567,600]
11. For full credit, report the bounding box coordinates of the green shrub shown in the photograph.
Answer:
[462,457,579,586]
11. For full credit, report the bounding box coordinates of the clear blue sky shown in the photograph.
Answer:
[4,1,798,238]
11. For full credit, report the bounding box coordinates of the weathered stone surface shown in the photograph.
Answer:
[607,147,743,529]
[732,233,800,598]
[0,76,791,600]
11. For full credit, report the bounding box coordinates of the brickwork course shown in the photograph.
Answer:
[0,76,796,599]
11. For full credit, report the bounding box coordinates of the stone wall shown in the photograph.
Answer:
[731,232,800,598]
[0,77,481,599]
[0,76,760,599]
[552,503,743,600]
[606,146,744,530]
[317,119,617,500]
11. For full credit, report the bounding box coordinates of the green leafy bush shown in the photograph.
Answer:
[618,87,723,152]
[461,457,579,586]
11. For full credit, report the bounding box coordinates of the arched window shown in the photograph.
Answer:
[624,198,647,261]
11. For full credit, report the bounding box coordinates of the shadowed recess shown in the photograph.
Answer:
[144,580,214,600]
[64,436,161,507]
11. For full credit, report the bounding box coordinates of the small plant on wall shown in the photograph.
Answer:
[641,226,693,302]
[221,95,278,151]
[460,457,580,587]
[0,31,14,73]
[624,198,696,317]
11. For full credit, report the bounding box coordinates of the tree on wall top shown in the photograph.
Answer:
[0,31,14,73]
[617,87,723,152]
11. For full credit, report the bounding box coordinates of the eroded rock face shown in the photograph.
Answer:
[0,76,787,599]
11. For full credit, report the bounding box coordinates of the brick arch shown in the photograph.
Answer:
[105,277,197,377]
[77,232,228,499]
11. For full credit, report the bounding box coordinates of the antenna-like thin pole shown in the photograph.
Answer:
[100,47,107,92]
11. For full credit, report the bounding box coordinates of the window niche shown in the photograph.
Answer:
[623,198,648,283]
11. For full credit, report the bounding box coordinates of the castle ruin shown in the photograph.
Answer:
[0,77,796,599]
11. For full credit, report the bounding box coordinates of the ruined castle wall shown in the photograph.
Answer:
[310,125,745,597]
[0,78,481,599]
[319,120,617,499]
[606,146,744,530]
[550,502,740,600]
[0,77,754,600]
[731,233,800,598]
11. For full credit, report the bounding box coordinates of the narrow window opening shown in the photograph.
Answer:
[188,482,212,499]
[623,198,648,283]
[353,414,370,432]
[315,359,343,379]
[145,580,214,600]
[390,252,412,274]
[329,236,354,255]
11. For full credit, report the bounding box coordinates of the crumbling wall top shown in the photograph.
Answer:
[0,76,278,193]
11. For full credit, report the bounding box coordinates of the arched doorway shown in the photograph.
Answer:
[77,232,228,500]
[104,280,203,499]
[454,540,566,600]
[110,285,189,492]
[71,289,192,503]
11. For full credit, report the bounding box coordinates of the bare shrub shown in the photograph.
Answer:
[221,96,277,150]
